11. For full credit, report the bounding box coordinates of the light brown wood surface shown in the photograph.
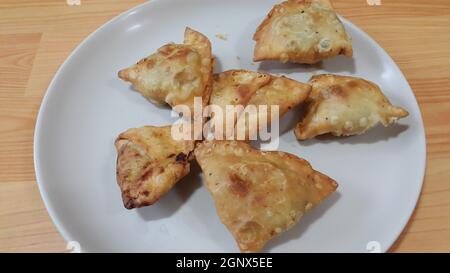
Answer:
[0,0,449,253]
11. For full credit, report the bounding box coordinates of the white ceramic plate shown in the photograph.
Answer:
[34,0,426,252]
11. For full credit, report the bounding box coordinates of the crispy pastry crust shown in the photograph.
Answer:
[194,141,338,252]
[253,0,353,64]
[118,27,213,114]
[295,74,409,140]
[115,126,195,209]
[210,70,310,140]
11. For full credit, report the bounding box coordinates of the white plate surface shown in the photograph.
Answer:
[34,0,426,252]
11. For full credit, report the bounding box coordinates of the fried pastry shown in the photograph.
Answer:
[194,141,338,252]
[295,74,409,140]
[209,70,271,138]
[210,70,271,111]
[237,75,311,139]
[118,27,213,114]
[253,0,353,64]
[210,70,310,140]
[115,125,195,209]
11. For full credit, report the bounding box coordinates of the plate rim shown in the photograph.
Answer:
[33,0,427,253]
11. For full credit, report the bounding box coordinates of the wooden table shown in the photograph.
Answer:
[0,0,449,252]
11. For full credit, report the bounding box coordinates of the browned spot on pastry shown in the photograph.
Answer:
[254,194,267,207]
[239,221,261,234]
[145,58,155,69]
[310,10,322,22]
[237,221,263,249]
[346,80,359,89]
[143,190,150,197]
[169,48,191,60]
[122,193,136,210]
[176,152,187,162]
[116,141,128,157]
[237,85,250,100]
[139,166,154,182]
[229,173,250,197]
[329,85,346,98]
[152,131,163,138]
[158,45,176,56]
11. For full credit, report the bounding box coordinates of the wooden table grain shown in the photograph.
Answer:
[0,0,449,253]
